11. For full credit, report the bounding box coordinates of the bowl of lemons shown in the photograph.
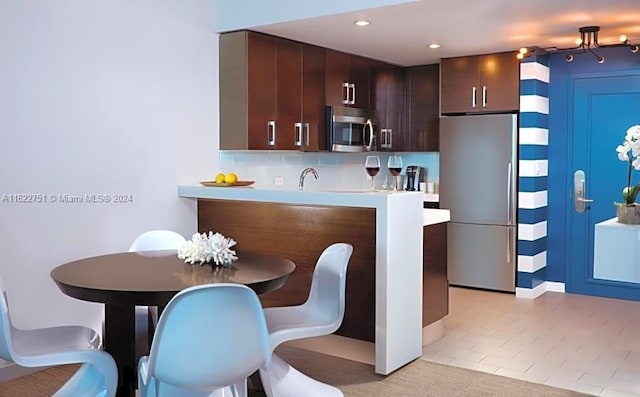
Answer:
[201,173,254,187]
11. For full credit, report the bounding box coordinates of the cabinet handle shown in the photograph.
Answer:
[471,86,477,108]
[294,122,303,146]
[342,82,350,105]
[380,129,387,148]
[388,129,393,149]
[304,123,310,147]
[349,83,356,105]
[482,86,487,107]
[267,120,276,146]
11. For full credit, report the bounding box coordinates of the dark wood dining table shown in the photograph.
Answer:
[50,249,296,397]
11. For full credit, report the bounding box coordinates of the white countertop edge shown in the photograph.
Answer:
[423,193,439,202]
[423,209,450,226]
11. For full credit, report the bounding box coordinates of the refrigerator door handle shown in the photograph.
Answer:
[507,227,512,266]
[506,162,512,225]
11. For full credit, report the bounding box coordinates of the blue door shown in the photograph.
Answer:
[567,74,640,299]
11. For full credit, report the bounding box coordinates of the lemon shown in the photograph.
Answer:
[215,173,225,184]
[224,173,238,184]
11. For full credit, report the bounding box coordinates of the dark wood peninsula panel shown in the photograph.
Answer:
[197,199,377,342]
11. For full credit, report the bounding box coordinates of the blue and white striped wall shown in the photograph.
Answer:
[516,55,555,298]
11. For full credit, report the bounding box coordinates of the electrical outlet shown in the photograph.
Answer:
[274,176,284,186]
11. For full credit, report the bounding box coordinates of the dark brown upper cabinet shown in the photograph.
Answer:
[219,31,326,150]
[371,61,405,151]
[405,64,440,152]
[440,52,519,115]
[325,49,371,109]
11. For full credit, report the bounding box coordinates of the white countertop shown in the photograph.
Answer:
[423,209,450,226]
[178,185,423,208]
[179,185,449,226]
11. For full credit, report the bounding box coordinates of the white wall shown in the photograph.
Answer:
[0,0,219,335]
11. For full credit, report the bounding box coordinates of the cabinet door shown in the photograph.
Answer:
[423,222,449,326]
[440,56,480,115]
[406,64,439,152]
[349,54,371,109]
[385,65,404,150]
[276,39,302,150]
[247,32,277,149]
[372,62,404,151]
[478,52,520,113]
[301,44,326,151]
[325,49,350,107]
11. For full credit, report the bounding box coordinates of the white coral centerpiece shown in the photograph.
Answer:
[177,231,238,267]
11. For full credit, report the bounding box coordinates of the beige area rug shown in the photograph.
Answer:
[0,347,594,397]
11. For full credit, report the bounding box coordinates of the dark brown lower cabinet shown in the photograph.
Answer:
[423,222,449,326]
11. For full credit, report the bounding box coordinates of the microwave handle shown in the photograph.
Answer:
[364,119,375,151]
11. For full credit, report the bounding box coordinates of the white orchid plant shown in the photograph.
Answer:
[177,232,238,267]
[616,125,640,205]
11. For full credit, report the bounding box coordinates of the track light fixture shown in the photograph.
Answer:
[517,26,639,63]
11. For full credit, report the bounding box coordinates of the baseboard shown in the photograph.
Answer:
[516,281,566,299]
[282,334,375,365]
[545,281,565,292]
[422,320,444,346]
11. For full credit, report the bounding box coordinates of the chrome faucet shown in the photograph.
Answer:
[299,167,319,190]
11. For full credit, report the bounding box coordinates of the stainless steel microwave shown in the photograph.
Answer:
[326,106,376,152]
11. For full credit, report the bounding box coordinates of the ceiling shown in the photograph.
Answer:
[250,0,640,66]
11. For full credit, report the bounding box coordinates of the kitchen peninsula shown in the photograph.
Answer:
[178,185,449,375]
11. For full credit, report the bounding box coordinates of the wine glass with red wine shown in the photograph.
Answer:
[365,155,381,191]
[387,155,403,192]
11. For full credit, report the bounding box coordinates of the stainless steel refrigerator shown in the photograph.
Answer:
[439,113,517,292]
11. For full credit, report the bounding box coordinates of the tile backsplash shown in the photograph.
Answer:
[220,151,439,191]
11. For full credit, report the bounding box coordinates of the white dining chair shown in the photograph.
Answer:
[0,277,117,397]
[129,229,187,360]
[259,243,353,397]
[138,283,271,397]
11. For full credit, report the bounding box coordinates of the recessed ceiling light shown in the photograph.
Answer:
[428,43,441,49]
[354,20,370,27]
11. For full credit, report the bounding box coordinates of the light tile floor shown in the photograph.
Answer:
[421,287,640,396]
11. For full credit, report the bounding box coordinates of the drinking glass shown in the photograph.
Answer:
[365,155,381,191]
[387,155,403,192]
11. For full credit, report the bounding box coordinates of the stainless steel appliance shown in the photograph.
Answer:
[439,113,518,292]
[326,106,376,152]
[405,165,424,191]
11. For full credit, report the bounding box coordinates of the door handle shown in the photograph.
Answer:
[342,82,349,104]
[349,83,356,105]
[482,86,487,107]
[294,122,302,147]
[574,170,595,213]
[267,121,276,146]
[304,123,310,147]
[471,86,477,108]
